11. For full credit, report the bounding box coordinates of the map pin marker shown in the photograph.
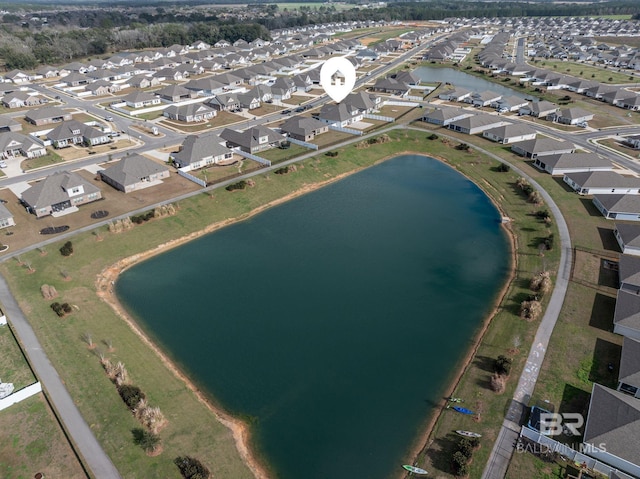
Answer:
[320,56,357,104]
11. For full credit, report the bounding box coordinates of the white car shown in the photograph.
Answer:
[0,161,7,168]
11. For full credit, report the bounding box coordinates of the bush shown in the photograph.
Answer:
[274,166,291,175]
[132,428,161,453]
[520,300,542,321]
[452,451,469,475]
[490,372,506,393]
[131,211,155,224]
[174,456,210,479]
[455,142,470,151]
[458,438,476,459]
[325,151,339,157]
[494,355,512,376]
[225,180,247,191]
[530,271,552,295]
[51,302,72,317]
[528,190,543,205]
[544,233,554,250]
[59,241,73,256]
[118,384,146,410]
[427,133,439,140]
[536,209,551,220]
[497,163,510,172]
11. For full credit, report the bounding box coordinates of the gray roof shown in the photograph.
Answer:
[173,134,231,166]
[595,194,640,215]
[528,101,557,114]
[511,137,574,155]
[25,106,69,121]
[164,103,214,117]
[616,223,640,249]
[155,84,192,98]
[280,116,327,137]
[318,102,360,123]
[424,106,472,122]
[619,255,640,288]
[556,107,593,120]
[540,152,611,169]
[564,171,640,189]
[619,336,640,388]
[121,91,157,103]
[220,126,284,150]
[22,171,100,210]
[483,123,536,138]
[99,154,168,187]
[449,114,508,130]
[0,203,13,221]
[583,383,640,466]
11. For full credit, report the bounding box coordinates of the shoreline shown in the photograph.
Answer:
[95,150,519,479]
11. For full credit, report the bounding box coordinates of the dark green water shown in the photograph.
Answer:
[117,154,510,479]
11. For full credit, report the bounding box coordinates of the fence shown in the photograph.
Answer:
[519,426,630,478]
[0,382,42,411]
[177,168,206,187]
[383,100,420,107]
[329,125,362,136]
[287,137,318,150]
[236,150,271,166]
[364,113,395,122]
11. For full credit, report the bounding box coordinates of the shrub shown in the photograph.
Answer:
[132,428,161,453]
[494,355,512,376]
[530,271,552,295]
[452,451,469,474]
[274,166,291,175]
[134,400,167,434]
[225,180,247,191]
[174,456,210,479]
[497,163,510,172]
[325,151,339,157]
[50,302,64,317]
[455,142,470,151]
[490,372,506,393]
[528,190,543,205]
[520,300,542,321]
[536,209,551,221]
[59,241,73,256]
[118,384,146,410]
[458,438,476,459]
[427,133,439,140]
[544,233,554,250]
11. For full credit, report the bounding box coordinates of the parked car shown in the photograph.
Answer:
[104,116,114,122]
[0,160,7,168]
[281,109,291,115]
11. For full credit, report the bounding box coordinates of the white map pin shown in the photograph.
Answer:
[320,56,356,104]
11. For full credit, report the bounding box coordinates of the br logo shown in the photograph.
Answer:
[539,413,584,436]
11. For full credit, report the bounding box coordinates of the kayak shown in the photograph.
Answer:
[402,464,429,475]
[453,406,474,415]
[456,430,482,438]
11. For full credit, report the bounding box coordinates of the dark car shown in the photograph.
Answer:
[281,109,291,115]
[295,107,305,113]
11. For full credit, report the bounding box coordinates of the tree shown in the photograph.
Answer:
[494,355,512,376]
[118,384,146,410]
[174,456,210,479]
[60,241,73,256]
[132,428,161,453]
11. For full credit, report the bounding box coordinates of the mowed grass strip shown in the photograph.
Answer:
[0,325,36,390]
[0,395,87,479]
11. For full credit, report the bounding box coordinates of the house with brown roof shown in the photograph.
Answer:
[163,103,216,123]
[280,117,329,142]
[25,107,73,126]
[220,126,285,154]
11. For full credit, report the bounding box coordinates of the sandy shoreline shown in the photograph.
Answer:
[95,151,518,479]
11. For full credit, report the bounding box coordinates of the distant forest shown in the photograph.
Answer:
[0,0,638,69]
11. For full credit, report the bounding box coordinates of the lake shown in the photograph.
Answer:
[116,154,510,479]
[415,65,530,100]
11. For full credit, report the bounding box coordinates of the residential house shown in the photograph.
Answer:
[615,223,640,257]
[438,87,473,103]
[220,126,285,154]
[280,116,329,142]
[236,91,261,110]
[47,120,110,148]
[344,91,380,114]
[155,85,197,103]
[2,92,43,109]
[99,154,169,193]
[4,70,30,84]
[0,117,21,132]
[316,102,363,127]
[551,107,594,125]
[447,114,510,135]
[0,203,15,229]
[511,137,575,159]
[206,93,240,112]
[128,75,160,89]
[582,383,640,477]
[494,95,529,112]
[534,153,613,175]
[422,107,473,126]
[619,254,640,294]
[482,123,537,144]
[35,65,60,78]
[121,91,161,109]
[163,103,216,123]
[468,91,502,108]
[563,171,640,195]
[171,134,233,170]
[371,77,410,97]
[25,107,73,126]
[0,132,46,159]
[594,194,640,221]
[21,170,102,218]
[271,77,295,101]
[617,336,640,398]
[518,101,558,118]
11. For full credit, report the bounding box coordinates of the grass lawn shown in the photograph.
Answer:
[0,395,87,479]
[134,110,164,121]
[21,151,65,171]
[598,137,640,159]
[0,325,37,390]
[595,36,640,49]
[259,143,309,163]
[530,60,635,84]
[193,157,261,183]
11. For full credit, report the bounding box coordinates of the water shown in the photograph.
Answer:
[416,65,530,99]
[117,154,510,479]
